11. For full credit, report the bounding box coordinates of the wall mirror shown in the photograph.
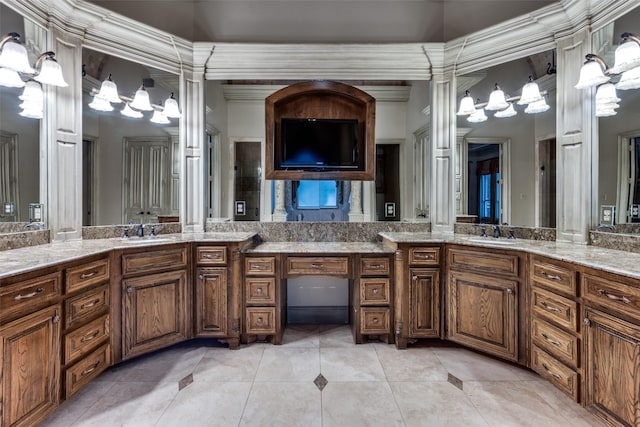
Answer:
[0,4,46,227]
[205,79,430,223]
[594,5,640,233]
[455,50,557,229]
[82,48,181,226]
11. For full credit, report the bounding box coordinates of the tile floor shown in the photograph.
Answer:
[41,325,605,427]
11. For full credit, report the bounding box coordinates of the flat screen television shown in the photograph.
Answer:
[277,118,361,171]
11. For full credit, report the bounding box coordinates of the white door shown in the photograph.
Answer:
[123,137,170,224]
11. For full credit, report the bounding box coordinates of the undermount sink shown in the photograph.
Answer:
[467,238,518,245]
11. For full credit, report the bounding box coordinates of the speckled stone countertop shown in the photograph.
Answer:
[0,232,256,279]
[380,232,640,280]
[245,241,393,254]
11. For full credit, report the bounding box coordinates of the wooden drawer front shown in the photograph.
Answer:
[65,343,110,398]
[531,345,579,401]
[0,272,61,322]
[360,278,390,305]
[360,257,390,276]
[409,247,440,266]
[122,247,187,276]
[245,277,276,305]
[582,273,640,321]
[245,307,276,334]
[65,284,109,329]
[531,287,578,331]
[66,258,110,294]
[245,257,277,276]
[360,307,391,334]
[287,256,349,276]
[196,246,227,265]
[531,317,579,369]
[531,258,577,296]
[64,315,109,364]
[448,248,519,277]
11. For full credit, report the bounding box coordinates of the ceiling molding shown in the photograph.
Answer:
[222,83,412,102]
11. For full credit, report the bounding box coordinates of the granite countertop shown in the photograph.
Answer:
[245,241,393,254]
[0,232,257,279]
[380,232,640,280]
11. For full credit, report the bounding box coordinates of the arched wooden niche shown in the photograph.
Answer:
[265,81,375,181]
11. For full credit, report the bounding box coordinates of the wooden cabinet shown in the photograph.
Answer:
[195,268,227,336]
[446,246,522,363]
[119,246,190,360]
[0,305,61,427]
[243,254,283,344]
[408,268,440,338]
[353,255,394,344]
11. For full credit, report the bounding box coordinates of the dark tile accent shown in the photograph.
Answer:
[314,373,328,391]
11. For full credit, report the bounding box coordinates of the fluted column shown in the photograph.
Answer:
[272,180,287,221]
[349,181,364,222]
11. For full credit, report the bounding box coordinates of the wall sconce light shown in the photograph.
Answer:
[457,74,550,122]
[0,32,67,119]
[576,32,640,117]
[86,73,182,125]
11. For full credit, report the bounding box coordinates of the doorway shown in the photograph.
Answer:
[234,140,261,221]
[82,139,95,226]
[536,137,556,228]
[468,144,501,224]
[375,144,401,221]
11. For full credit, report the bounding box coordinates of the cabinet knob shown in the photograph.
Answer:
[256,317,263,324]
[52,315,60,324]
[256,287,263,294]
[126,287,133,293]
[372,288,379,295]
[506,288,514,295]
[583,318,591,327]
[199,274,204,280]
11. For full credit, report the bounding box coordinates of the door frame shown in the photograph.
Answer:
[229,138,267,221]
[534,134,556,228]
[82,136,98,226]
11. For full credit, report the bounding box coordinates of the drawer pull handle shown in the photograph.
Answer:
[203,253,221,259]
[541,271,562,281]
[368,264,385,270]
[14,287,45,300]
[80,330,100,343]
[251,264,269,270]
[541,363,562,380]
[372,288,379,295]
[80,270,99,279]
[540,301,562,313]
[311,263,325,269]
[540,332,562,347]
[597,289,631,304]
[415,253,434,259]
[257,317,263,324]
[81,361,101,377]
[256,287,263,294]
[80,299,101,310]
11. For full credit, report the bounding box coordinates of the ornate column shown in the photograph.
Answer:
[272,180,287,221]
[349,181,364,222]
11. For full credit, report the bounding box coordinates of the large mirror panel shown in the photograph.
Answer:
[82,48,181,226]
[0,4,45,225]
[456,51,557,228]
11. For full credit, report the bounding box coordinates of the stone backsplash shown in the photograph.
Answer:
[454,223,556,241]
[0,229,50,251]
[82,223,183,239]
[590,230,640,254]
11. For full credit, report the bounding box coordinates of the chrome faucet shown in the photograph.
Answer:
[136,224,145,238]
[23,222,45,230]
[493,225,501,238]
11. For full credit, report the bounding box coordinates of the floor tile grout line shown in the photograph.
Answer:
[374,345,409,427]
[236,344,266,426]
[66,380,118,427]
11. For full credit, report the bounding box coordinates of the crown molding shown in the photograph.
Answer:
[221,83,411,102]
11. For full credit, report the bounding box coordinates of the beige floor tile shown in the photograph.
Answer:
[375,345,448,381]
[320,346,386,381]
[319,324,355,347]
[194,344,265,382]
[432,347,524,381]
[156,381,252,426]
[322,382,404,427]
[281,324,322,347]
[39,380,116,427]
[70,381,178,426]
[390,381,490,427]
[239,382,322,427]
[254,347,321,382]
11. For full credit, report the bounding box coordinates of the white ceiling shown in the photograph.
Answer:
[85,0,558,43]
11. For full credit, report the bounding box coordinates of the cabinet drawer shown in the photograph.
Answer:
[65,284,109,329]
[360,307,391,334]
[448,248,519,277]
[531,317,579,369]
[531,345,579,401]
[360,278,390,305]
[286,256,349,276]
[245,257,277,275]
[360,257,390,276]
[245,277,276,305]
[582,273,640,321]
[409,247,440,266]
[245,307,276,334]
[196,246,227,265]
[122,247,187,276]
[64,315,109,364]
[531,287,578,332]
[65,343,110,398]
[66,258,110,294]
[531,257,577,296]
[0,271,61,322]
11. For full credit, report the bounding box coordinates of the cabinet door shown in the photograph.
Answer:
[122,270,188,360]
[409,268,440,338]
[195,268,228,337]
[0,305,61,427]
[584,308,640,427]
[447,270,518,361]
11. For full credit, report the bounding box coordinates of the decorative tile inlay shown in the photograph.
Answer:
[447,372,463,391]
[178,373,194,391]
[314,373,328,391]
